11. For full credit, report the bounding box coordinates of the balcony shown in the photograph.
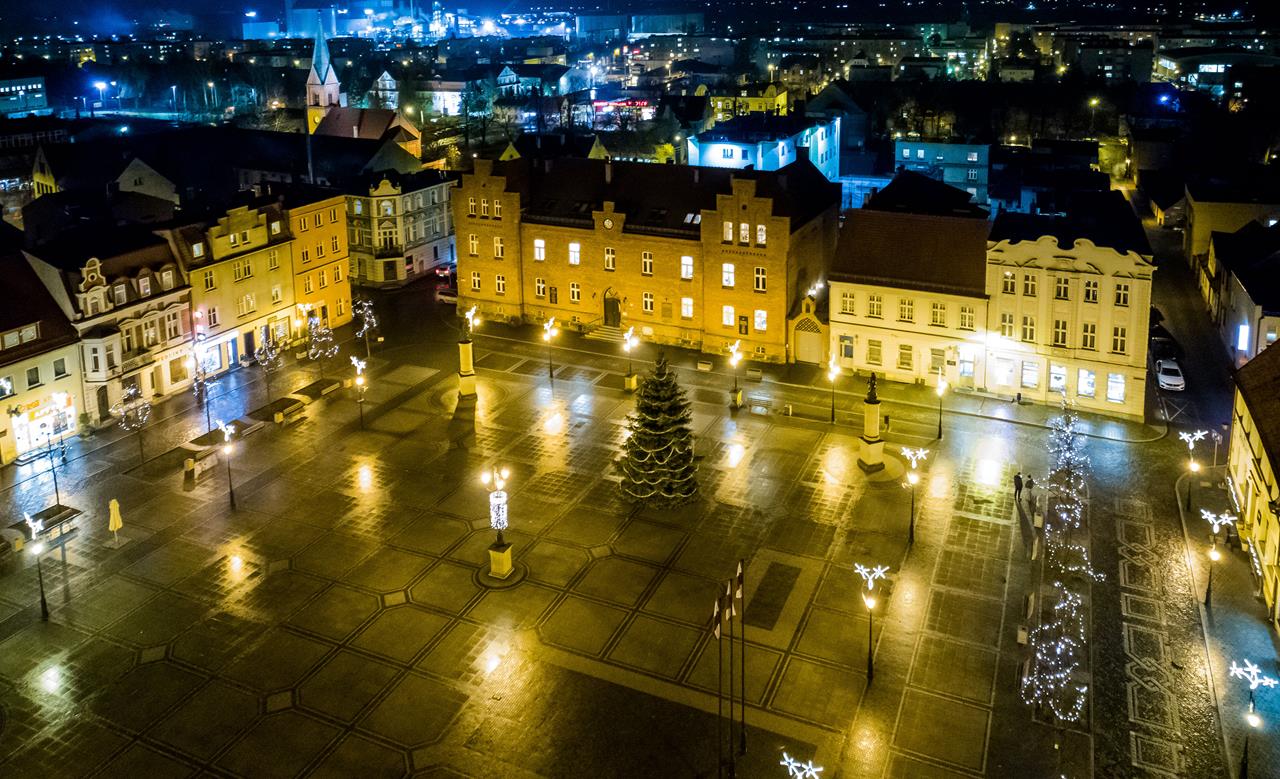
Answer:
[374,243,404,259]
[120,347,157,375]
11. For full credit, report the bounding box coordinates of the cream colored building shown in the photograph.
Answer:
[1227,342,1280,631]
[347,170,458,288]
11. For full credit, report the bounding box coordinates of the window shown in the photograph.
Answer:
[329,208,337,222]
[959,305,975,330]
[1111,326,1127,354]
[739,223,750,244]
[535,277,546,297]
[569,282,580,302]
[897,344,913,370]
[496,274,507,295]
[930,348,945,373]
[300,248,310,263]
[722,263,736,287]
[1084,279,1099,303]
[681,297,693,318]
[114,286,127,305]
[313,215,322,228]
[549,287,558,304]
[642,252,654,276]
[161,270,173,289]
[1054,277,1070,300]
[754,309,767,331]
[468,197,477,216]
[1000,313,1014,337]
[208,307,220,326]
[319,269,329,289]
[534,238,546,261]
[756,225,767,246]
[1114,283,1130,307]
[967,169,979,181]
[337,298,346,317]
[1107,373,1126,403]
[1052,319,1068,347]
[642,292,654,313]
[930,302,946,326]
[468,234,478,255]
[568,243,580,265]
[1021,316,1036,342]
[722,221,733,242]
[201,270,214,291]
[354,200,364,215]
[304,275,314,294]
[722,305,735,327]
[722,147,735,159]
[1023,274,1037,297]
[192,242,205,258]
[902,148,911,159]
[480,199,489,217]
[330,236,339,254]
[1081,322,1096,350]
[136,277,150,297]
[164,312,181,340]
[334,265,342,282]
[966,151,979,162]
[840,292,855,314]
[1001,272,1015,294]
[1021,361,1038,388]
[268,250,279,270]
[493,199,502,219]
[867,294,882,318]
[606,247,616,271]
[1049,364,1067,392]
[233,259,253,281]
[271,284,282,304]
[898,298,914,322]
[470,271,481,291]
[995,358,1015,386]
[840,335,854,359]
[1078,369,1096,398]
[270,220,281,235]
[235,294,257,316]
[493,237,505,258]
[867,339,882,365]
[917,149,926,159]
[680,255,693,280]
[26,366,40,389]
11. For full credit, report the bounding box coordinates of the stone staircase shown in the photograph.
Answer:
[584,324,626,344]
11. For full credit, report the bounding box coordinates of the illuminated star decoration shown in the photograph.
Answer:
[779,751,823,779]
[463,305,478,334]
[218,420,234,443]
[1229,659,1279,691]
[1200,509,1237,535]
[901,447,928,469]
[854,563,889,591]
[350,356,366,375]
[1178,429,1208,451]
[24,511,43,537]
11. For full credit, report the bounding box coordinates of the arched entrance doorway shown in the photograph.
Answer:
[603,289,622,327]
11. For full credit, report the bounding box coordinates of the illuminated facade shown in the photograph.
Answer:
[687,115,841,183]
[288,193,353,331]
[347,170,458,288]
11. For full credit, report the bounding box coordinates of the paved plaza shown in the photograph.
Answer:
[0,271,1272,777]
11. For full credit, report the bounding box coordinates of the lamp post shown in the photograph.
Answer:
[902,447,928,546]
[1088,96,1100,134]
[827,356,840,423]
[219,421,236,510]
[542,317,559,387]
[1242,708,1261,778]
[481,465,514,579]
[29,540,49,620]
[41,425,61,507]
[1228,659,1278,779]
[187,355,213,433]
[1206,544,1221,607]
[622,326,639,392]
[854,563,889,683]
[458,305,478,397]
[352,356,367,429]
[728,339,743,410]
[94,80,106,107]
[1181,429,1208,510]
[935,371,948,440]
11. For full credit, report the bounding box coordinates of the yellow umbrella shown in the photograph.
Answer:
[108,499,122,546]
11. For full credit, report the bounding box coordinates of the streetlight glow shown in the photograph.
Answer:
[827,355,839,423]
[542,318,559,384]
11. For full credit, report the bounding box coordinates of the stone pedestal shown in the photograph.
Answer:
[729,388,743,410]
[458,339,476,397]
[858,375,885,473]
[624,373,638,392]
[488,542,514,579]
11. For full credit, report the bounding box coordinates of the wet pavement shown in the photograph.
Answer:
[0,274,1267,777]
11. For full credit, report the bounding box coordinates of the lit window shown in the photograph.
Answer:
[470,271,480,291]
[535,277,546,297]
[1238,323,1251,351]
[680,255,693,279]
[681,297,693,318]
[468,234,478,255]
[493,199,502,219]
[1084,279,1099,303]
[722,263,735,287]
[754,309,767,331]
[867,294,882,318]
[605,247,616,271]
[1049,364,1067,392]
[959,305,974,330]
[193,242,205,258]
[722,221,733,242]
[1106,372,1126,403]
[754,267,766,292]
[1114,283,1130,307]
[568,243,580,265]
[1078,369,1096,397]
[739,223,749,244]
[722,305,734,326]
[930,301,946,326]
[570,282,580,302]
[1021,361,1038,388]
[756,224,767,245]
[534,238,545,260]
[496,274,506,294]
[642,251,654,276]
[898,298,914,322]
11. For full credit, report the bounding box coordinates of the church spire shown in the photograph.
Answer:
[309,29,333,86]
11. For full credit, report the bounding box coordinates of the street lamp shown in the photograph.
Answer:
[187,355,213,433]
[1242,708,1261,778]
[352,356,367,429]
[29,539,49,621]
[935,370,948,440]
[170,84,177,111]
[622,326,639,392]
[902,447,928,546]
[94,80,106,106]
[728,339,743,410]
[219,421,236,510]
[827,356,840,423]
[1206,545,1221,607]
[542,317,559,386]
[1088,96,1100,133]
[854,563,889,682]
[481,465,514,579]
[458,305,479,397]
[1181,429,1208,510]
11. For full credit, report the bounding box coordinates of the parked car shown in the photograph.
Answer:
[435,287,458,305]
[1155,359,1186,391]
[1150,335,1182,364]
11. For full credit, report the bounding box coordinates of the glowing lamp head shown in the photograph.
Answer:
[907,471,919,486]
[222,443,232,456]
[93,80,107,90]
[863,593,877,610]
[29,541,46,556]
[1209,546,1221,562]
[1190,460,1201,473]
[355,375,365,387]
[1089,97,1100,107]
[936,378,948,396]
[1247,710,1262,728]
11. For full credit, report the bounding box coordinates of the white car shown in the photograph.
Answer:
[1156,359,1185,392]
[435,288,458,305]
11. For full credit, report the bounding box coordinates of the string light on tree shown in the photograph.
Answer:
[353,297,379,358]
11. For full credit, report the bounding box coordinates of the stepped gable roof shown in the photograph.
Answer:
[990,190,1151,257]
[490,155,837,234]
[1235,341,1280,462]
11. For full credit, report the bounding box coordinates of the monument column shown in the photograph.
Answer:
[858,373,885,473]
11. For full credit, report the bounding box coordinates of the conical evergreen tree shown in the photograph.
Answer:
[617,354,698,506]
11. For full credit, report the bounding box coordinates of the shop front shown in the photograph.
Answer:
[6,390,77,459]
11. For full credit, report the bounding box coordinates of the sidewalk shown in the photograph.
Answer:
[1177,465,1280,776]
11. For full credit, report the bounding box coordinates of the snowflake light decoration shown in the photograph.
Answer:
[901,447,928,469]
[1178,429,1208,451]
[1200,509,1237,535]
[780,751,823,779]
[1230,659,1278,692]
[854,563,889,591]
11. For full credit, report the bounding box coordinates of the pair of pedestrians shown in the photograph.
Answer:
[1013,471,1036,511]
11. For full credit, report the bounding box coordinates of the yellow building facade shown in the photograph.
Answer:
[705,84,789,123]
[287,194,352,332]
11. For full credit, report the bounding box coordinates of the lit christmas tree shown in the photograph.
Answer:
[616,354,698,506]
[306,316,338,378]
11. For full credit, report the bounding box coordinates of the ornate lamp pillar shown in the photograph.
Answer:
[481,466,513,579]
[459,306,478,397]
[858,373,885,473]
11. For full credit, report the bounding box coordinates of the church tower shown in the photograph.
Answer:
[305,31,342,133]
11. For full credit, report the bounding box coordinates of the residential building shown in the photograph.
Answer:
[828,172,991,389]
[0,76,49,118]
[1154,48,1280,100]
[986,191,1154,420]
[282,186,353,330]
[1227,342,1280,630]
[1,237,82,464]
[894,139,990,204]
[706,84,788,123]
[1205,220,1280,366]
[166,202,297,376]
[805,81,871,151]
[24,226,192,423]
[347,169,458,287]
[453,156,839,363]
[687,115,841,183]
[1185,175,1280,290]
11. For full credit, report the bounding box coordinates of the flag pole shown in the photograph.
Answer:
[726,580,736,777]
[715,595,723,779]
[737,559,747,755]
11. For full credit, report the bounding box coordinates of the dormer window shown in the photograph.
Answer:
[114,285,127,305]
[161,270,174,289]
[228,233,238,247]
[192,241,205,258]
[139,277,151,296]
[270,220,281,235]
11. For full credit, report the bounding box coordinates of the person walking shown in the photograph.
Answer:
[1013,472,1024,502]
[1025,476,1036,511]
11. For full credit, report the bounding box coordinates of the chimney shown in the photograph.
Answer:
[605,161,612,184]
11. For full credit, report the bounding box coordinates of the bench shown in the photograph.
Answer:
[696,360,713,372]
[745,367,763,382]
[275,405,307,427]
